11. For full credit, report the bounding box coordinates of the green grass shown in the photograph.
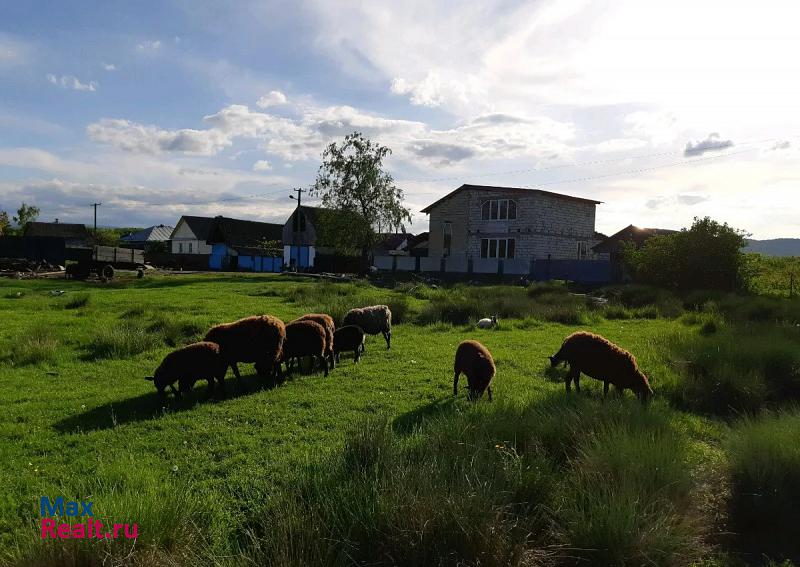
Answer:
[0,273,797,565]
[727,410,800,561]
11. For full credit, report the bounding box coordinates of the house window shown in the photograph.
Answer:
[178,242,183,253]
[442,222,452,257]
[480,238,515,259]
[481,199,517,220]
[188,242,193,253]
[577,241,588,260]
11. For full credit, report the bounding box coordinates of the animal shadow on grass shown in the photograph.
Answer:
[392,396,456,435]
[53,372,276,433]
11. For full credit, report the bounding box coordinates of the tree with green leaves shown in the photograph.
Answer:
[0,211,9,236]
[623,216,752,291]
[13,203,40,229]
[310,132,412,257]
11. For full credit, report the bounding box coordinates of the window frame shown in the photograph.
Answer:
[577,241,588,260]
[480,237,516,259]
[480,198,517,221]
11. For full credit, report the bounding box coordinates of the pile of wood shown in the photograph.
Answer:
[0,257,64,277]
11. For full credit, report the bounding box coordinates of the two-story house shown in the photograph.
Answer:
[420,184,603,273]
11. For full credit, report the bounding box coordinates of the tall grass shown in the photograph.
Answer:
[241,396,708,566]
[85,322,161,360]
[728,410,800,561]
[63,293,90,310]
[664,323,800,415]
[7,325,60,366]
[417,283,590,325]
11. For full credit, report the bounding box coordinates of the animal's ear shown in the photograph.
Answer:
[144,376,154,381]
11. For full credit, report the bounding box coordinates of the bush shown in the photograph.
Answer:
[86,322,161,360]
[147,316,204,347]
[8,326,59,366]
[728,410,800,560]
[64,293,90,309]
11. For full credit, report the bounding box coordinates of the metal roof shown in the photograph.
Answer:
[420,184,602,213]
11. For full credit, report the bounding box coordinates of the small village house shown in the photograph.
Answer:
[169,216,214,255]
[419,184,606,276]
[120,224,174,250]
[592,224,677,282]
[206,216,284,272]
[23,221,90,248]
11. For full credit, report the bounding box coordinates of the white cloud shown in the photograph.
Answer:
[252,159,272,171]
[101,62,116,71]
[595,138,649,154]
[87,119,230,155]
[684,133,734,157]
[136,40,162,53]
[256,90,288,108]
[46,74,97,92]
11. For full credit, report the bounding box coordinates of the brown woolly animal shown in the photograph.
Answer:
[145,341,227,401]
[333,325,365,363]
[292,313,335,368]
[549,331,653,403]
[203,315,285,381]
[453,340,496,401]
[343,305,392,349]
[283,320,328,377]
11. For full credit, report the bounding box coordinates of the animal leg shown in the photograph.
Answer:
[230,363,242,380]
[565,367,579,394]
[453,371,460,397]
[487,386,493,402]
[574,373,581,393]
[384,329,391,349]
[321,355,329,377]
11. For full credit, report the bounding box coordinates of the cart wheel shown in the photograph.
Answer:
[137,268,144,279]
[101,265,115,280]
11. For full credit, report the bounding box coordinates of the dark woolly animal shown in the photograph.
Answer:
[283,320,328,377]
[549,331,653,403]
[145,341,227,400]
[333,325,365,364]
[293,313,336,368]
[453,340,496,401]
[343,305,392,349]
[203,315,285,381]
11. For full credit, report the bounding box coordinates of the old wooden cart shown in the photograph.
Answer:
[65,246,146,280]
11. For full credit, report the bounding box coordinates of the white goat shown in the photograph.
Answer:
[476,314,498,329]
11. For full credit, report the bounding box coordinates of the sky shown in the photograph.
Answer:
[1,0,799,238]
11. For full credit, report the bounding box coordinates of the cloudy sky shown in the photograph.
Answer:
[1,0,799,237]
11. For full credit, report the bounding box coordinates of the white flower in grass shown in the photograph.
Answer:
[172,465,179,472]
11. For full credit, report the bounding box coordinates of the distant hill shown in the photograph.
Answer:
[746,238,800,257]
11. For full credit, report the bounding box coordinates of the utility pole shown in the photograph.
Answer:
[289,188,304,270]
[90,202,101,236]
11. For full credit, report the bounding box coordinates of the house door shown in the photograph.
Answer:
[299,246,310,268]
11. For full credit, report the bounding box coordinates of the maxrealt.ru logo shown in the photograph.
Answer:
[39,497,138,540]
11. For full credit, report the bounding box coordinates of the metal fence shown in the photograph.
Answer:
[372,255,611,283]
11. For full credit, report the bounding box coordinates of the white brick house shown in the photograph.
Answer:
[420,184,604,268]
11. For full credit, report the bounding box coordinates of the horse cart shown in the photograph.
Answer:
[65,246,146,280]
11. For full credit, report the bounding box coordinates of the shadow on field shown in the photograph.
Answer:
[133,274,283,290]
[53,373,275,433]
[392,396,456,434]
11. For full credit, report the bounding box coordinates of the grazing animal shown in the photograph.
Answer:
[203,315,285,382]
[453,340,496,401]
[549,331,653,403]
[343,305,392,349]
[145,341,227,400]
[282,320,328,377]
[477,315,498,329]
[292,313,336,369]
[333,325,366,363]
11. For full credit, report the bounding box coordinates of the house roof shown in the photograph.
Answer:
[23,222,89,240]
[408,232,429,249]
[374,233,409,251]
[172,216,215,241]
[120,224,174,243]
[207,216,283,247]
[420,184,602,213]
[592,224,677,253]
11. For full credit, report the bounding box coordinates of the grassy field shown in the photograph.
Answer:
[0,273,798,566]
